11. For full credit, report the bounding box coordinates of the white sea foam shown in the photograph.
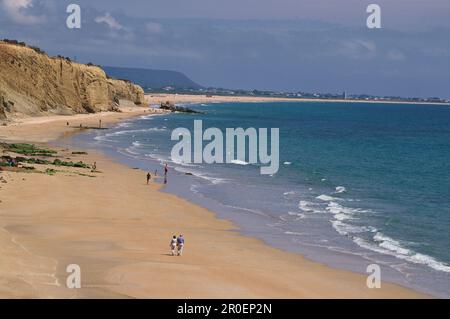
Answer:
[116,122,132,128]
[298,200,314,212]
[225,205,269,217]
[325,200,379,237]
[285,231,304,236]
[144,153,169,163]
[353,233,450,273]
[230,159,249,166]
[374,232,411,255]
[287,212,306,219]
[173,166,228,185]
[202,175,228,185]
[121,140,145,156]
[331,221,374,236]
[171,158,198,167]
[122,147,140,156]
[142,127,167,132]
[190,184,200,194]
[316,194,336,202]
[326,202,354,220]
[139,114,156,120]
[335,186,347,193]
[283,162,292,165]
[94,127,167,141]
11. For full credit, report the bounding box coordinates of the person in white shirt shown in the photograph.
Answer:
[169,235,177,256]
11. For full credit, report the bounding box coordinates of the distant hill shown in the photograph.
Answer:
[102,66,203,90]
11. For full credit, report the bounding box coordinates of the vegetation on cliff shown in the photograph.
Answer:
[0,143,91,174]
[0,40,145,121]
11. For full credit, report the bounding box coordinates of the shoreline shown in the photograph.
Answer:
[0,107,430,298]
[145,93,450,107]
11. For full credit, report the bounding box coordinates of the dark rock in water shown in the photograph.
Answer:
[185,172,193,176]
[160,101,200,114]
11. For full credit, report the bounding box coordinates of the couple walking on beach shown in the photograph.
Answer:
[170,234,185,256]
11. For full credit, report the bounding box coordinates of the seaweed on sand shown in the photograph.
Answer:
[6,143,57,156]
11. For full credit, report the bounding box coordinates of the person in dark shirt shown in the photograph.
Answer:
[177,234,185,256]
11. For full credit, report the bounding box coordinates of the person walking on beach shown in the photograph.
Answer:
[146,172,151,185]
[99,119,102,128]
[170,235,177,256]
[163,164,169,184]
[177,234,185,256]
[91,161,97,172]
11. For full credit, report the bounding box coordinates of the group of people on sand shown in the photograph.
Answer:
[170,234,185,256]
[145,164,185,256]
[146,163,169,185]
[5,157,18,167]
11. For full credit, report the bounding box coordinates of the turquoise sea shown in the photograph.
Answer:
[72,101,450,297]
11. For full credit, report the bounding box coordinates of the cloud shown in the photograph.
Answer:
[336,40,377,59]
[1,0,45,25]
[95,13,123,30]
[0,2,448,98]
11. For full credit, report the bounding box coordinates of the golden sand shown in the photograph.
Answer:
[0,105,428,298]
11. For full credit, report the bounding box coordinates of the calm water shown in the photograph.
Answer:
[72,101,450,297]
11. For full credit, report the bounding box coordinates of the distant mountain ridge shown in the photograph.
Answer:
[102,66,203,90]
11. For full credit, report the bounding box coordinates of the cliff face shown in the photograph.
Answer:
[0,41,144,121]
[108,78,145,105]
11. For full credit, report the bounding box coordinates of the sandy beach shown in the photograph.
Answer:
[145,93,450,106]
[0,105,429,298]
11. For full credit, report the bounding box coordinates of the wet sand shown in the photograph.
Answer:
[0,106,429,298]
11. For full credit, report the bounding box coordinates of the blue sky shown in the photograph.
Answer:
[1,0,449,98]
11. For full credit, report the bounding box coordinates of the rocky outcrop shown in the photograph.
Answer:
[108,78,144,105]
[0,95,9,121]
[0,41,145,121]
[160,101,200,113]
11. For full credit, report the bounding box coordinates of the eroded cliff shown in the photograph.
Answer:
[0,41,144,121]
